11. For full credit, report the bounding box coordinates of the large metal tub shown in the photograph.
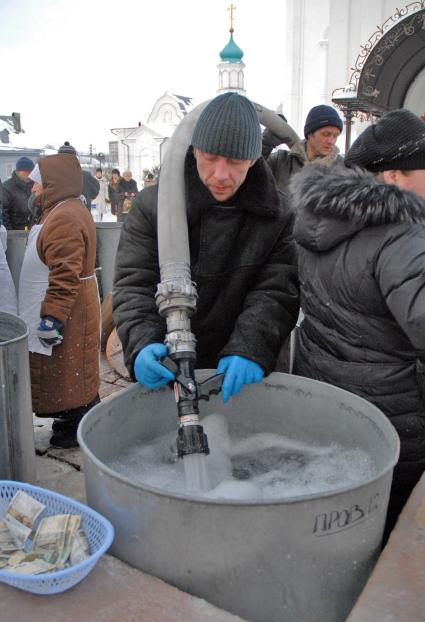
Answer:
[95,222,122,299]
[0,312,36,481]
[79,372,399,622]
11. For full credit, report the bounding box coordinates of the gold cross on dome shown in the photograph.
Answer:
[228,4,236,33]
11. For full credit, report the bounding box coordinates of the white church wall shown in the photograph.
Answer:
[147,92,186,125]
[283,0,418,152]
[327,0,417,147]
[282,0,331,135]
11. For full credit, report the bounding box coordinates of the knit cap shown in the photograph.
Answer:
[345,109,425,172]
[191,93,261,160]
[15,156,35,172]
[58,141,77,155]
[304,105,343,138]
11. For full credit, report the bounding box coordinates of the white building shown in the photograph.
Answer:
[217,23,246,96]
[109,2,425,172]
[110,93,194,187]
[109,20,247,184]
[282,0,425,151]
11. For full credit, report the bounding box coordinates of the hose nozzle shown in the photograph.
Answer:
[177,422,210,458]
[160,356,224,459]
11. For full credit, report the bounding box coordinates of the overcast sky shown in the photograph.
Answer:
[1,0,287,153]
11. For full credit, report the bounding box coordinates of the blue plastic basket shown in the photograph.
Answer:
[0,480,114,594]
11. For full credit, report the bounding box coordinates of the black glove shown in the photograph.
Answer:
[37,316,63,348]
[262,113,288,158]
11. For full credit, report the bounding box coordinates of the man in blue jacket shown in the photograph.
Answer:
[113,93,299,403]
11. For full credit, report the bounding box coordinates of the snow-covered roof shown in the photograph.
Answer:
[0,118,14,134]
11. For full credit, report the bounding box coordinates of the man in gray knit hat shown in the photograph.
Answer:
[113,92,299,403]
[290,108,425,541]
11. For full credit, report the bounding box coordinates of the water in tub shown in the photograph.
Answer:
[108,413,377,499]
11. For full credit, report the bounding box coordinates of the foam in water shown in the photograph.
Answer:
[108,413,377,501]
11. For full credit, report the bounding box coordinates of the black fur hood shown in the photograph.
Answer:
[290,163,425,251]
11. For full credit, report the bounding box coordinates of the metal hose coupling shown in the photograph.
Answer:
[161,356,224,458]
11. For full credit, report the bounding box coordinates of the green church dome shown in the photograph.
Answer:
[220,34,243,63]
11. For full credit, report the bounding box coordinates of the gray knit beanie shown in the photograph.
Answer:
[345,109,425,172]
[191,93,261,160]
[58,141,77,155]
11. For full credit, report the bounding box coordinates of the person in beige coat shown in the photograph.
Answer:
[18,153,100,448]
[92,168,109,220]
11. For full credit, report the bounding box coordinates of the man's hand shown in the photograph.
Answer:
[37,316,63,348]
[134,343,175,389]
[217,356,264,403]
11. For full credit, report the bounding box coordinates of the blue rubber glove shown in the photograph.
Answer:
[37,316,63,348]
[217,356,264,403]
[133,343,175,389]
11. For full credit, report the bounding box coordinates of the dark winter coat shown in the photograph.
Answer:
[291,163,425,527]
[113,149,299,378]
[266,140,343,193]
[30,154,100,413]
[82,170,100,209]
[2,171,34,229]
[108,180,119,215]
[116,177,138,202]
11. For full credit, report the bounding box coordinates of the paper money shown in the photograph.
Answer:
[5,491,46,528]
[0,491,88,575]
[4,491,46,547]
[60,515,81,566]
[7,550,27,566]
[0,520,22,554]
[70,529,90,565]
[3,558,56,575]
[31,514,81,567]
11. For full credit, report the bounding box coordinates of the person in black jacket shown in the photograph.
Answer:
[113,92,299,403]
[291,109,425,540]
[2,156,35,229]
[115,170,138,222]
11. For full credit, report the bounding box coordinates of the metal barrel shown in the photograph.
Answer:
[0,312,36,481]
[79,371,399,622]
[5,230,28,291]
[95,222,122,300]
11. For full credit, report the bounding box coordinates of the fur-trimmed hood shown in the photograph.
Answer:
[291,163,425,251]
[184,147,282,223]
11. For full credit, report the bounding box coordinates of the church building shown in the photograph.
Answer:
[109,7,247,185]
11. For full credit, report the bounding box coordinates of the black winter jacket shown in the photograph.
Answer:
[116,178,138,204]
[2,172,33,229]
[291,164,425,524]
[82,171,100,210]
[113,150,299,378]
